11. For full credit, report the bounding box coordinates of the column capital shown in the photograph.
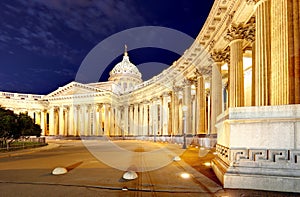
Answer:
[162,92,170,97]
[224,23,248,43]
[246,0,258,4]
[211,50,227,63]
[182,78,192,86]
[150,97,159,102]
[246,0,263,5]
[244,18,256,42]
[173,86,183,92]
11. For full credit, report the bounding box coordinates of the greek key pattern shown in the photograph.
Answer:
[216,144,300,165]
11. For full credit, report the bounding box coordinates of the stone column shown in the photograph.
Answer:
[183,79,192,135]
[211,51,224,134]
[143,102,148,136]
[116,107,121,136]
[195,76,206,134]
[152,98,158,137]
[270,0,300,104]
[49,107,55,136]
[74,105,79,136]
[92,105,97,136]
[78,105,83,136]
[158,100,163,136]
[206,89,211,134]
[104,104,110,136]
[133,103,139,136]
[59,106,64,136]
[35,111,41,125]
[129,105,134,135]
[191,95,196,135]
[172,87,180,135]
[149,101,153,136]
[123,105,129,136]
[67,105,74,136]
[139,103,144,135]
[247,0,270,106]
[40,110,45,135]
[225,24,246,107]
[162,93,169,136]
[110,107,115,136]
[98,104,103,135]
[178,91,183,135]
[83,105,89,136]
[64,107,68,136]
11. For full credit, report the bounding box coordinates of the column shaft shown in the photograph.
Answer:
[129,105,134,135]
[270,0,300,104]
[139,104,143,135]
[211,62,223,133]
[134,104,139,136]
[49,107,55,136]
[162,94,169,135]
[143,103,148,135]
[124,105,129,136]
[183,82,192,135]
[59,107,64,135]
[229,39,244,107]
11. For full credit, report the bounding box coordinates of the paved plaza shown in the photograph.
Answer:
[0,140,299,196]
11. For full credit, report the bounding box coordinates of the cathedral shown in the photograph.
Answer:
[0,0,299,193]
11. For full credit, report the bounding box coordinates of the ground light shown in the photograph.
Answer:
[204,162,211,167]
[123,171,138,180]
[180,172,191,179]
[173,156,181,161]
[52,167,68,175]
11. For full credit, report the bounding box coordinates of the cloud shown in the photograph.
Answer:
[0,0,146,66]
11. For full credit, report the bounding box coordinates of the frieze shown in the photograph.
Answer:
[217,144,300,165]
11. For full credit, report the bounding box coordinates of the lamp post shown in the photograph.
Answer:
[182,105,188,149]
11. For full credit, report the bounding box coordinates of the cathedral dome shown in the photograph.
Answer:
[108,46,142,92]
[109,54,142,80]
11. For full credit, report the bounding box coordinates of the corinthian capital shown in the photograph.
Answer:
[211,50,227,63]
[246,0,260,5]
[244,18,256,42]
[224,23,247,42]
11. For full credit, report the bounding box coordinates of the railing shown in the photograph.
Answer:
[0,91,44,100]
[0,137,47,152]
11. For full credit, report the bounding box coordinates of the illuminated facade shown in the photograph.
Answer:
[0,0,299,193]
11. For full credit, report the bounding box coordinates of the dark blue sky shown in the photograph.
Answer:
[0,0,214,94]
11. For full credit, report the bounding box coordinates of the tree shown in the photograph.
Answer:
[0,107,42,149]
[18,113,41,137]
[0,107,20,149]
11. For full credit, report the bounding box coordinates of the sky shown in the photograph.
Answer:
[0,0,214,95]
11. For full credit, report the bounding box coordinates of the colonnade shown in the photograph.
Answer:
[36,74,214,137]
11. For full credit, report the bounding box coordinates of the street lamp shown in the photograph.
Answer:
[182,105,188,149]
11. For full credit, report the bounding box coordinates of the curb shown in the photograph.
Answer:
[0,143,60,159]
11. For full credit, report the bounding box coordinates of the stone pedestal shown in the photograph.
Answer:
[212,105,300,192]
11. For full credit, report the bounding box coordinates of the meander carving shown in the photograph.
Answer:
[216,144,300,165]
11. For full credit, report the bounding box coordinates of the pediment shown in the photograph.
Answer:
[46,82,105,98]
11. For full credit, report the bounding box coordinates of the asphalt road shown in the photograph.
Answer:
[0,140,222,197]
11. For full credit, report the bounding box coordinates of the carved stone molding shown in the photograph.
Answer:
[244,18,256,42]
[224,23,248,42]
[211,50,227,63]
[216,144,300,165]
[246,0,260,5]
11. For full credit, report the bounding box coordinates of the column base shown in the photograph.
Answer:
[212,156,300,193]
[214,105,300,193]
